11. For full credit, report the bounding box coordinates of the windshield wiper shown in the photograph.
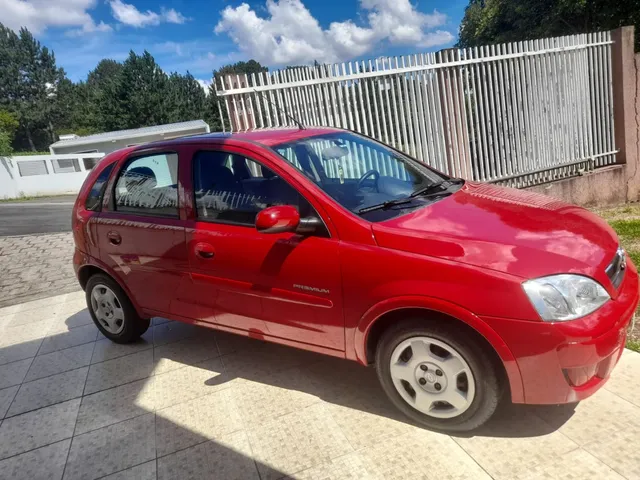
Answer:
[358,189,452,214]
[358,197,414,214]
[357,178,463,215]
[410,178,464,198]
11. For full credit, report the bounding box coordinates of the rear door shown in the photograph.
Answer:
[96,149,188,316]
[183,145,345,351]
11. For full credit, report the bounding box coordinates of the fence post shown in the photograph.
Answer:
[611,26,640,201]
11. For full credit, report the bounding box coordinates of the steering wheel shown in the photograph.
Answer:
[357,170,380,191]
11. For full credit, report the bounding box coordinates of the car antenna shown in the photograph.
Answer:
[253,88,305,130]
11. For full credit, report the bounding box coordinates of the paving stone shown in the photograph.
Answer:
[90,331,153,364]
[0,398,80,460]
[38,324,98,355]
[0,358,32,390]
[75,378,155,435]
[0,439,71,480]
[247,403,353,479]
[146,358,229,410]
[101,461,157,480]
[0,233,79,309]
[157,431,258,480]
[7,366,88,417]
[25,342,94,382]
[84,349,155,395]
[0,385,19,419]
[64,413,156,480]
[155,389,243,457]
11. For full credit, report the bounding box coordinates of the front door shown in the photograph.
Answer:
[96,150,188,316]
[184,147,345,351]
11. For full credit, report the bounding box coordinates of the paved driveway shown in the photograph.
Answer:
[0,233,79,308]
[0,292,638,480]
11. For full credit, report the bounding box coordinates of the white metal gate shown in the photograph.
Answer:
[215,32,617,187]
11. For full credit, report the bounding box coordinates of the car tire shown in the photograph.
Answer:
[85,273,150,344]
[375,320,501,432]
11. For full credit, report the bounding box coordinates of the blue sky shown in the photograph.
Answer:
[1,0,468,86]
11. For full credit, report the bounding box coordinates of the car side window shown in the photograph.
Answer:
[85,162,114,211]
[114,153,179,217]
[193,150,318,227]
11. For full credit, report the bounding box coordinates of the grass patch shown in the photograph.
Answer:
[627,250,640,268]
[0,196,38,203]
[609,219,640,239]
[10,151,51,156]
[599,205,640,350]
[627,339,640,353]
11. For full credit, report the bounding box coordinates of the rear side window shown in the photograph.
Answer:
[85,163,114,211]
[114,153,179,217]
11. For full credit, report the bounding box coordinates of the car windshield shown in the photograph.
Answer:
[272,131,463,222]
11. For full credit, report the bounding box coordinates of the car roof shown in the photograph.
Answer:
[134,126,343,152]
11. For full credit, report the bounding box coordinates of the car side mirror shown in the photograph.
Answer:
[256,206,300,234]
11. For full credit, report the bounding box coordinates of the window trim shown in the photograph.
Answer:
[85,162,115,212]
[191,148,330,236]
[110,150,180,219]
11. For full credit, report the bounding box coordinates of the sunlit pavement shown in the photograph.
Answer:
[0,291,638,479]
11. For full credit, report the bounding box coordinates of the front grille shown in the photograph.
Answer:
[605,247,626,289]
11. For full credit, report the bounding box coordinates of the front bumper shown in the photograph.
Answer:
[482,262,638,405]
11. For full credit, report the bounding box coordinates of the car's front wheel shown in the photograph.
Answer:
[376,321,501,432]
[86,273,150,344]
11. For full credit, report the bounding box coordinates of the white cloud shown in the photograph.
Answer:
[108,0,189,28]
[215,0,454,65]
[196,79,212,95]
[0,0,110,35]
[161,7,188,24]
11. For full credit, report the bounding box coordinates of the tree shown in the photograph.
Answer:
[0,21,269,151]
[166,72,207,123]
[104,50,169,130]
[0,24,65,150]
[0,110,18,156]
[457,0,640,50]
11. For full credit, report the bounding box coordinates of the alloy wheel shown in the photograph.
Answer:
[389,336,476,419]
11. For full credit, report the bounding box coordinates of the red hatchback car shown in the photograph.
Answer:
[72,127,638,431]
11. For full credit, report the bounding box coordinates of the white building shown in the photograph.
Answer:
[49,120,210,155]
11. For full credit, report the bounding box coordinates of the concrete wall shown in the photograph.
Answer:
[526,165,628,207]
[50,127,207,155]
[0,153,103,199]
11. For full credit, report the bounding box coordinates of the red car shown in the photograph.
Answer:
[72,127,638,431]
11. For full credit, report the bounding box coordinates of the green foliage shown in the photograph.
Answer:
[0,110,18,156]
[0,21,270,153]
[10,151,51,156]
[0,24,65,151]
[609,219,640,238]
[458,0,640,50]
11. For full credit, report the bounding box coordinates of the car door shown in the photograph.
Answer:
[183,145,345,352]
[95,149,188,316]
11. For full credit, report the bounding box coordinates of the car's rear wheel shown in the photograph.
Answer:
[85,273,150,344]
[376,321,501,432]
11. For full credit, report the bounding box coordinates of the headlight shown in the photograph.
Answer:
[522,274,610,321]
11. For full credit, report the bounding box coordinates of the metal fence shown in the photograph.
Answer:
[215,32,618,187]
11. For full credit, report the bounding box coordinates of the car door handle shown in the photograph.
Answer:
[107,231,122,245]
[194,243,215,259]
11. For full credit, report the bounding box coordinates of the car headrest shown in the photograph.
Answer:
[126,166,156,190]
[261,165,276,179]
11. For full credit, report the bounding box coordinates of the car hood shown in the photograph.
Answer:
[372,182,619,280]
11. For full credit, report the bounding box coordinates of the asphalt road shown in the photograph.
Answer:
[0,195,76,236]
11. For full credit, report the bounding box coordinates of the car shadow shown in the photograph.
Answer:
[0,310,286,479]
[0,308,570,478]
